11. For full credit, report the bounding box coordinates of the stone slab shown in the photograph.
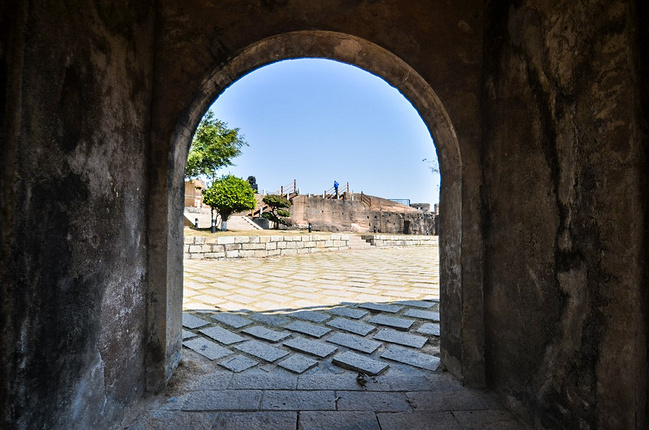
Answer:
[234,340,289,362]
[381,345,440,371]
[395,300,436,309]
[404,309,440,321]
[199,326,246,345]
[337,391,411,411]
[260,390,336,411]
[278,354,319,374]
[210,312,253,328]
[358,302,404,313]
[286,310,330,323]
[368,315,415,330]
[332,351,389,376]
[283,337,338,358]
[417,323,440,336]
[182,390,262,411]
[285,321,331,338]
[327,307,368,319]
[228,372,297,390]
[182,329,198,340]
[326,318,376,336]
[377,411,462,430]
[327,332,382,354]
[452,410,524,429]
[299,411,380,430]
[218,355,258,373]
[210,412,297,430]
[182,313,210,329]
[250,313,291,327]
[373,329,428,348]
[242,326,291,343]
[183,338,233,361]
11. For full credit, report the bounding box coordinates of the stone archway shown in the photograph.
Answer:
[146,30,483,392]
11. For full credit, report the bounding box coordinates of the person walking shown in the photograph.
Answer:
[334,180,339,198]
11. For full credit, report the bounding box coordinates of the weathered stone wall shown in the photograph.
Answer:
[361,235,438,248]
[482,1,647,428]
[289,194,436,234]
[184,234,350,259]
[0,1,155,429]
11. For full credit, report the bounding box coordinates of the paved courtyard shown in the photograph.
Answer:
[124,245,527,429]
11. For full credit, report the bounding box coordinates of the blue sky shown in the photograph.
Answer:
[208,58,440,204]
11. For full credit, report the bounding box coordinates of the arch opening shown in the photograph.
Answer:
[148,30,474,391]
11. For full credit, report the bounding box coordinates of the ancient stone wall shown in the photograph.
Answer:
[482,1,647,428]
[0,1,155,428]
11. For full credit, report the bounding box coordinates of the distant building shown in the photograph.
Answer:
[185,179,206,208]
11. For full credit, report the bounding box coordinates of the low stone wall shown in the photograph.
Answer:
[361,234,439,247]
[184,234,350,259]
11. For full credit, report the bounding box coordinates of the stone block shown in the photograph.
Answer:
[380,345,440,371]
[219,355,258,373]
[327,332,382,354]
[201,244,212,253]
[182,313,210,329]
[327,318,376,336]
[234,236,249,243]
[188,245,202,253]
[376,411,461,430]
[332,351,389,376]
[265,242,277,250]
[278,354,318,374]
[395,301,435,309]
[359,303,404,314]
[182,390,262,411]
[182,329,197,340]
[195,237,206,245]
[260,390,336,411]
[242,326,291,343]
[234,340,289,362]
[286,310,330,323]
[284,337,338,358]
[211,312,253,329]
[210,412,297,430]
[327,307,368,319]
[250,313,291,327]
[225,250,240,258]
[373,329,428,348]
[228,371,297,390]
[277,241,287,249]
[416,323,440,336]
[285,321,331,338]
[183,338,233,361]
[404,309,440,321]
[336,391,411,412]
[404,390,487,411]
[199,326,246,345]
[299,411,380,430]
[368,315,415,330]
[217,236,235,245]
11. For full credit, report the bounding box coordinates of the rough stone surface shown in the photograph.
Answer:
[261,391,336,411]
[182,390,262,411]
[285,321,331,338]
[286,311,330,323]
[234,340,289,363]
[327,318,376,336]
[358,303,404,314]
[299,411,380,430]
[417,323,440,336]
[381,346,440,371]
[374,329,428,348]
[368,315,415,330]
[277,354,318,374]
[218,355,258,373]
[241,326,291,343]
[327,332,382,354]
[210,412,297,430]
[182,313,211,329]
[327,307,369,319]
[403,309,440,321]
[332,352,389,376]
[199,326,246,345]
[210,313,253,329]
[183,338,233,361]
[283,337,338,358]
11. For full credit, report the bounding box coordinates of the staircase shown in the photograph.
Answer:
[225,216,264,231]
[347,235,374,250]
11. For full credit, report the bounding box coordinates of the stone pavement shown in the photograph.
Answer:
[122,245,528,429]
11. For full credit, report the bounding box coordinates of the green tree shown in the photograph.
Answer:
[202,175,256,231]
[186,111,247,182]
[261,194,292,229]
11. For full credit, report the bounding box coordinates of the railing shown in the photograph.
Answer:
[252,179,298,217]
[360,192,372,208]
[324,181,350,199]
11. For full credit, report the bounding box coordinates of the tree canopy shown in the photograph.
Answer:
[202,175,257,228]
[261,194,292,229]
[186,111,247,182]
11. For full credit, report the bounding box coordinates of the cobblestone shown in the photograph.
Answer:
[404,309,440,321]
[199,326,246,345]
[219,355,258,373]
[358,302,404,313]
[327,332,382,354]
[182,313,210,329]
[373,329,428,348]
[326,317,376,336]
[261,390,336,411]
[368,314,415,330]
[285,321,331,338]
[241,326,291,343]
[285,310,330,323]
[417,322,440,336]
[332,351,389,376]
[210,312,253,328]
[278,354,318,374]
[381,345,441,371]
[183,338,233,361]
[327,307,368,319]
[283,337,338,358]
[234,340,289,362]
